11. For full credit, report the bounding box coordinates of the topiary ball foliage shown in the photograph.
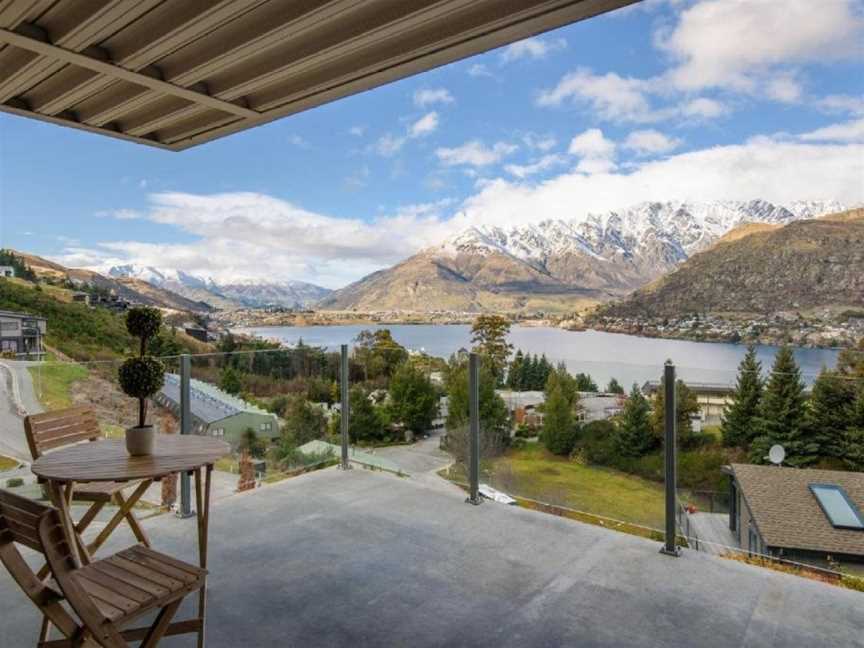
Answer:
[118,356,165,399]
[125,306,162,344]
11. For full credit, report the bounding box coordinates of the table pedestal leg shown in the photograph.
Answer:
[194,465,212,648]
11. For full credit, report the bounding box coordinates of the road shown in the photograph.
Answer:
[374,430,463,494]
[0,360,44,464]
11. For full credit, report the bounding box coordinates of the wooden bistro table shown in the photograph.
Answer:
[31,435,229,647]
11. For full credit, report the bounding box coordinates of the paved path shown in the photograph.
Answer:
[374,430,463,494]
[688,511,739,555]
[0,360,43,463]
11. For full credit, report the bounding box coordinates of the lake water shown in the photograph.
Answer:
[238,324,840,389]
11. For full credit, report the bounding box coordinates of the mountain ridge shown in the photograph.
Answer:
[105,264,331,309]
[320,199,848,313]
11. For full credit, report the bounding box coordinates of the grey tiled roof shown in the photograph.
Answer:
[731,463,864,557]
[159,373,270,424]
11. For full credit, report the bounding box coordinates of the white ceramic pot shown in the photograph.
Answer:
[125,424,157,456]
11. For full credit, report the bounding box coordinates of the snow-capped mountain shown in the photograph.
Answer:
[321,199,848,313]
[106,265,331,309]
[435,200,847,278]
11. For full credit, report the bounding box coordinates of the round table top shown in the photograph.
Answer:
[31,435,230,483]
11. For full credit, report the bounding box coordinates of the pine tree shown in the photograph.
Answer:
[805,369,856,461]
[574,372,598,392]
[614,384,654,458]
[651,377,700,446]
[541,383,576,456]
[843,388,864,471]
[750,347,813,466]
[606,377,624,395]
[507,350,525,390]
[720,346,764,448]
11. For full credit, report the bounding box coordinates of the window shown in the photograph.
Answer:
[810,484,864,530]
[260,422,272,431]
[0,321,19,331]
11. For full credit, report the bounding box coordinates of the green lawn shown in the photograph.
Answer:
[28,362,88,410]
[489,443,666,530]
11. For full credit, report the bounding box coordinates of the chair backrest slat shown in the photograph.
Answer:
[25,406,101,460]
[0,489,98,643]
[0,490,49,552]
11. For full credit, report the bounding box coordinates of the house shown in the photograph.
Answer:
[184,327,211,343]
[642,380,735,426]
[155,374,280,447]
[0,266,15,278]
[0,310,46,359]
[71,292,90,305]
[725,463,864,566]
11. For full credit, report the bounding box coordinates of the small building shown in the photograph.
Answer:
[642,380,735,426]
[155,374,280,447]
[725,463,864,567]
[0,266,15,278]
[72,292,90,305]
[184,327,211,343]
[0,310,46,359]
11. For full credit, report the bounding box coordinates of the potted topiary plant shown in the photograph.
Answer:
[118,306,165,456]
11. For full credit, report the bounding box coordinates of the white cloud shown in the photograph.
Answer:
[500,36,566,62]
[345,165,371,189]
[287,134,311,148]
[413,88,454,107]
[765,75,803,104]
[799,118,864,143]
[375,133,405,157]
[662,0,864,94]
[568,129,616,158]
[435,140,518,167]
[815,94,864,116]
[522,132,557,151]
[61,193,461,288]
[98,208,142,220]
[504,154,567,179]
[349,125,366,136]
[408,112,439,138]
[623,129,683,155]
[457,139,864,229]
[467,63,494,78]
[537,68,666,123]
[682,97,727,118]
[568,129,617,174]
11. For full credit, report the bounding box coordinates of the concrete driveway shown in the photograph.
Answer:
[0,360,43,463]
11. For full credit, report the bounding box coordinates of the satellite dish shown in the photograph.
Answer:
[767,445,786,466]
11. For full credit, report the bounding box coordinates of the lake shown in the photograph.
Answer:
[237,324,841,389]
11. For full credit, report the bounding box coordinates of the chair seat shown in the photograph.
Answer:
[73,545,206,623]
[72,480,139,502]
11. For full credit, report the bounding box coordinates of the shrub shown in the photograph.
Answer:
[118,306,164,427]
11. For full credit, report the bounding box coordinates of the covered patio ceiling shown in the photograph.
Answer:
[0,0,636,151]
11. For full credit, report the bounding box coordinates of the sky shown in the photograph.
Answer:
[0,0,863,289]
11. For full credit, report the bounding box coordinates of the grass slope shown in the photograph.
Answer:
[1,279,133,360]
[492,443,666,530]
[28,362,88,410]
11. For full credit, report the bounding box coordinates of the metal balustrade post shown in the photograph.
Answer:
[660,359,681,556]
[340,344,351,471]
[466,353,482,505]
[178,353,195,518]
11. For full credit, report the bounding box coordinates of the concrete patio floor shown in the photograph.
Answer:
[2,466,862,648]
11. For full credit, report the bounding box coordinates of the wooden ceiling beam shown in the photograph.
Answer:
[0,26,259,119]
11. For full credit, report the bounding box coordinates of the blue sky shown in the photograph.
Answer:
[1,0,862,288]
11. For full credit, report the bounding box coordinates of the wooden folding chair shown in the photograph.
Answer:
[0,488,206,647]
[25,407,151,560]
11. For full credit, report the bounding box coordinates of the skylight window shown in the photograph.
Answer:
[809,484,864,530]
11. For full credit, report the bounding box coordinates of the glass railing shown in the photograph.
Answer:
[6,337,862,593]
